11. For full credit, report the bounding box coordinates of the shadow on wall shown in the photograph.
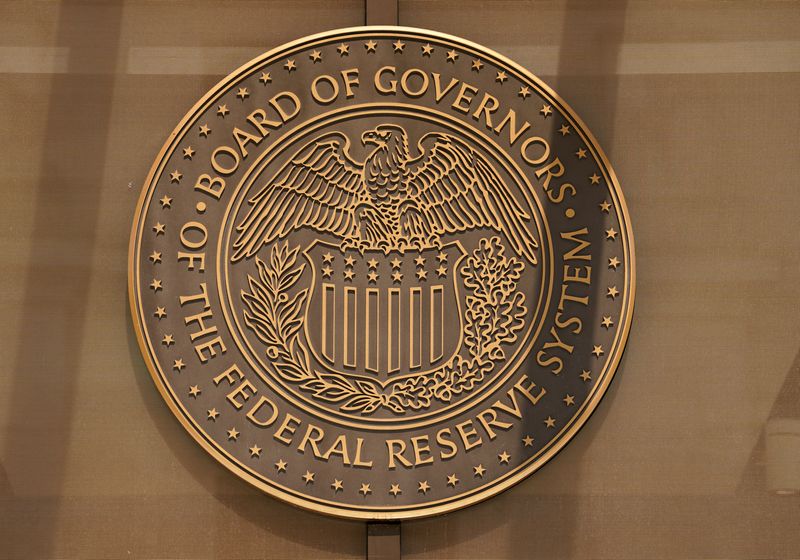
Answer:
[0,1,124,557]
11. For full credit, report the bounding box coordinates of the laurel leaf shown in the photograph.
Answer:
[278,288,308,335]
[242,287,271,322]
[290,340,311,373]
[278,263,306,292]
[275,360,313,382]
[243,311,279,346]
[340,395,378,412]
[355,380,380,397]
[311,385,353,402]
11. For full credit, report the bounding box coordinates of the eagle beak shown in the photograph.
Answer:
[361,131,374,146]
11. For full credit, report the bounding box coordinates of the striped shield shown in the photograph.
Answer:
[303,240,465,382]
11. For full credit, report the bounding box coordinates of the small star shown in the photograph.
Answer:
[391,271,403,283]
[447,474,459,487]
[227,427,239,440]
[309,50,322,63]
[249,445,261,458]
[580,370,592,382]
[608,256,621,269]
[331,479,344,492]
[170,170,183,184]
[421,43,434,56]
[322,266,333,278]
[495,70,508,83]
[364,40,377,53]
[498,451,510,464]
[518,86,531,99]
[436,265,447,277]
[367,258,379,269]
[217,104,229,117]
[154,306,167,319]
[446,49,458,62]
[322,252,334,264]
[389,483,402,496]
[343,268,354,281]
[418,480,430,493]
[471,59,483,72]
[414,255,425,266]
[284,59,296,72]
[359,483,372,495]
[183,146,195,159]
[303,470,315,484]
[199,124,211,137]
[162,334,175,346]
[344,255,356,267]
[236,87,249,100]
[599,200,612,213]
[188,385,201,398]
[150,278,162,291]
[390,257,402,269]
[172,358,185,371]
[393,40,405,52]
[544,416,556,428]
[337,43,349,56]
[514,435,532,449]
[159,195,172,208]
[275,459,287,472]
[149,251,162,263]
[592,344,605,357]
[153,222,165,235]
[607,286,619,299]
[259,72,272,84]
[207,408,219,420]
[559,124,571,136]
[606,227,618,240]
[367,271,378,283]
[416,269,428,281]
[473,464,486,477]
[436,251,447,263]
[563,394,575,406]
[540,104,553,117]
[602,316,614,329]
[590,173,601,185]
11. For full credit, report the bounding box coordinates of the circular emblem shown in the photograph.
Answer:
[129,27,634,520]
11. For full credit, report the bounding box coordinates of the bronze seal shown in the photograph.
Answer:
[129,26,635,520]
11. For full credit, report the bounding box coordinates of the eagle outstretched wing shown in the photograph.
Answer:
[406,132,539,264]
[232,132,365,261]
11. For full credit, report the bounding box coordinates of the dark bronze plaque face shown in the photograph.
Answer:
[129,26,635,520]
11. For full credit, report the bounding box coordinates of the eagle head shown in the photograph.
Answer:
[361,125,409,158]
[361,124,411,200]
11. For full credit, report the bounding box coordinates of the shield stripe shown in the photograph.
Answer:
[321,283,335,362]
[387,288,400,373]
[409,287,422,369]
[343,286,357,368]
[430,285,444,363]
[365,288,379,372]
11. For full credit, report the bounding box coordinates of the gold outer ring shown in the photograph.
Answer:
[128,25,636,520]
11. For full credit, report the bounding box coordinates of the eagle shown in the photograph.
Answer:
[232,124,538,264]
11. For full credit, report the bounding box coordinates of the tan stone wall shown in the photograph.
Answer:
[0,1,798,557]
